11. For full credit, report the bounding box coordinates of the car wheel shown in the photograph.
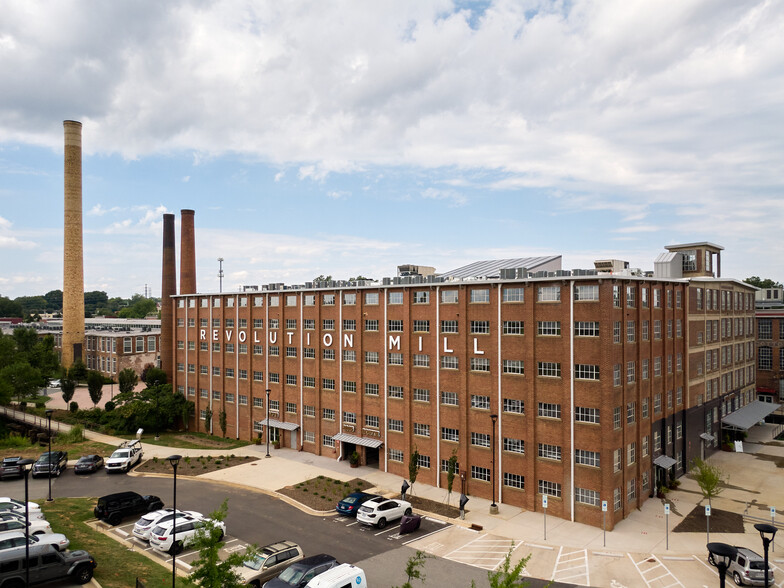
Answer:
[108,513,122,526]
[3,578,26,588]
[217,531,224,542]
[733,571,743,586]
[150,502,163,512]
[72,564,94,584]
[404,507,413,516]
[376,517,387,529]
[171,541,183,555]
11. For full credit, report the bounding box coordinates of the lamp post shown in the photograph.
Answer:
[265,389,271,458]
[18,458,34,588]
[218,258,224,293]
[490,413,498,514]
[45,408,53,502]
[707,542,739,588]
[167,454,182,587]
[754,523,777,587]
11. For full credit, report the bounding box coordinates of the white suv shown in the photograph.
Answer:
[132,509,203,542]
[105,440,143,473]
[149,517,225,554]
[356,497,412,529]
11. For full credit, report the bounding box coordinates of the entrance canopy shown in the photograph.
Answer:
[722,400,781,431]
[332,432,383,449]
[653,454,677,469]
[259,418,299,431]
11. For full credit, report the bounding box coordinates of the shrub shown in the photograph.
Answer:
[104,401,115,412]
[19,401,27,412]
[35,400,45,409]
[69,401,78,413]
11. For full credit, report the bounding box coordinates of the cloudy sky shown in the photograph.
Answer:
[1,0,782,299]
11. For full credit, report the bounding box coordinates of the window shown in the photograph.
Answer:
[441,356,459,369]
[364,319,379,331]
[388,353,404,365]
[343,411,356,424]
[504,472,525,489]
[303,319,315,330]
[322,378,335,390]
[212,366,220,376]
[441,290,458,303]
[574,284,599,301]
[503,321,524,335]
[413,291,430,304]
[364,383,379,396]
[574,321,599,337]
[253,396,263,408]
[212,390,221,400]
[303,431,315,443]
[303,348,315,359]
[538,402,561,419]
[627,321,635,343]
[269,318,278,330]
[323,349,335,360]
[389,419,404,432]
[413,354,430,367]
[342,319,355,331]
[286,402,297,414]
[642,397,649,419]
[365,415,380,429]
[269,345,280,357]
[504,438,525,454]
[538,362,561,377]
[472,466,491,482]
[323,435,335,448]
[342,350,356,362]
[627,402,636,425]
[539,480,561,498]
[613,449,622,472]
[627,361,636,384]
[626,285,636,308]
[628,479,637,502]
[537,321,561,336]
[613,407,621,430]
[441,320,459,334]
[343,380,356,393]
[654,393,662,414]
[471,432,491,447]
[503,398,524,413]
[613,285,621,307]
[654,431,662,451]
[388,292,403,304]
[642,320,649,341]
[388,386,404,399]
[212,342,221,352]
[441,427,459,442]
[471,289,490,303]
[269,373,280,383]
[576,488,600,506]
[388,319,403,332]
[322,294,335,305]
[613,321,621,344]
[413,320,430,332]
[303,405,315,417]
[575,449,600,467]
[413,388,430,402]
[654,320,662,340]
[365,351,379,364]
[253,371,264,382]
[225,368,235,378]
[503,359,524,374]
[471,395,490,409]
[343,292,356,305]
[323,319,334,331]
[537,286,560,301]
[322,408,335,420]
[503,287,524,302]
[575,407,599,423]
[471,358,490,372]
[303,376,315,387]
[441,391,459,406]
[286,347,297,358]
[575,364,600,380]
[365,292,379,305]
[388,449,403,462]
[759,347,772,370]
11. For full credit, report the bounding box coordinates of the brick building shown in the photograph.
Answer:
[170,242,756,529]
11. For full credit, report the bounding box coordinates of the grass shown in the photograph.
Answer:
[112,431,251,450]
[0,431,116,461]
[42,498,191,587]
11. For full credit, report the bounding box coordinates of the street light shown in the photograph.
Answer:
[265,389,271,458]
[18,458,34,588]
[490,413,498,514]
[708,542,739,588]
[45,408,54,502]
[167,454,182,587]
[218,258,224,293]
[755,523,777,587]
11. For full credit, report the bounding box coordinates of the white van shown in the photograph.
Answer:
[305,563,367,588]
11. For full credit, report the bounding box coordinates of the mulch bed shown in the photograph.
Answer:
[277,476,373,511]
[673,506,745,533]
[135,454,256,476]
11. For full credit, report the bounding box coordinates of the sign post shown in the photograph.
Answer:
[665,503,670,550]
[543,495,548,541]
[705,504,711,544]
[772,507,776,551]
[602,500,608,547]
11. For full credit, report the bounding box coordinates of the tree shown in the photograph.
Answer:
[68,359,87,382]
[0,296,23,318]
[476,544,532,588]
[118,368,139,394]
[691,458,728,507]
[409,446,420,495]
[0,362,41,400]
[393,550,429,588]
[143,366,167,386]
[219,410,227,438]
[87,371,103,407]
[118,295,157,318]
[60,377,76,405]
[312,275,332,282]
[446,451,458,505]
[744,276,783,289]
[188,500,257,587]
[204,407,213,433]
[349,275,373,281]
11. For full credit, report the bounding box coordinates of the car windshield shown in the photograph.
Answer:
[750,561,766,570]
[244,553,268,571]
[111,450,130,458]
[151,525,167,536]
[342,496,359,504]
[2,459,18,465]
[39,454,57,463]
[77,457,93,463]
[278,565,305,583]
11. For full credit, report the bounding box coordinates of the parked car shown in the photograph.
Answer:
[0,543,96,585]
[74,454,104,474]
[264,553,339,588]
[335,492,379,517]
[709,545,773,586]
[105,440,143,473]
[93,491,164,526]
[235,540,304,587]
[356,497,412,529]
[31,451,68,478]
[0,531,69,552]
[0,457,25,480]
[48,380,61,388]
[304,563,367,588]
[149,516,225,555]
[0,512,47,527]
[0,516,52,535]
[0,497,43,518]
[132,509,204,542]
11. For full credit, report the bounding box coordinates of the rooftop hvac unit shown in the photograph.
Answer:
[500,269,514,279]
[426,275,436,283]
[555,270,571,277]
[534,271,547,278]
[516,268,528,279]
[413,276,423,283]
[402,277,411,284]
[305,282,313,288]
[392,277,401,284]
[383,278,391,285]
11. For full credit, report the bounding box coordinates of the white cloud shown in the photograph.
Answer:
[326,190,350,200]
[421,187,467,207]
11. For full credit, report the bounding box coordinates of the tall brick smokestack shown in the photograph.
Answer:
[62,120,85,368]
[180,209,196,294]
[160,213,177,382]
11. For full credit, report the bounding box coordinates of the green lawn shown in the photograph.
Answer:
[112,431,251,450]
[42,498,191,587]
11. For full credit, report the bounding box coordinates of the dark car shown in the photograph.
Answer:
[0,457,24,480]
[31,451,68,478]
[93,491,164,526]
[74,455,104,474]
[335,492,379,517]
[263,553,339,588]
[0,543,96,586]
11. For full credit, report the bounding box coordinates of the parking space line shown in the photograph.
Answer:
[402,525,450,546]
[552,547,589,586]
[628,553,684,588]
[374,526,399,537]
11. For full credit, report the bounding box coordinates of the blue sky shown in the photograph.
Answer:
[1,0,783,299]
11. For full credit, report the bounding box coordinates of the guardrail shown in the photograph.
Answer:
[0,406,65,432]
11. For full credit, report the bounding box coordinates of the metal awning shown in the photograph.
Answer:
[699,433,715,441]
[653,455,677,469]
[722,400,781,431]
[259,418,299,431]
[332,433,383,449]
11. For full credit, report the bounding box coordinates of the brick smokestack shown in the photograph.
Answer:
[62,120,85,368]
[180,209,196,294]
[160,213,177,382]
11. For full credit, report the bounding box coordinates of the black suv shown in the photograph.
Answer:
[94,491,164,526]
[0,543,96,586]
[0,458,24,480]
[31,451,68,478]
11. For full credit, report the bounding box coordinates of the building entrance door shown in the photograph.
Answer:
[290,430,297,449]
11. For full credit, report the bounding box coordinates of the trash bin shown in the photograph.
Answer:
[399,514,422,534]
